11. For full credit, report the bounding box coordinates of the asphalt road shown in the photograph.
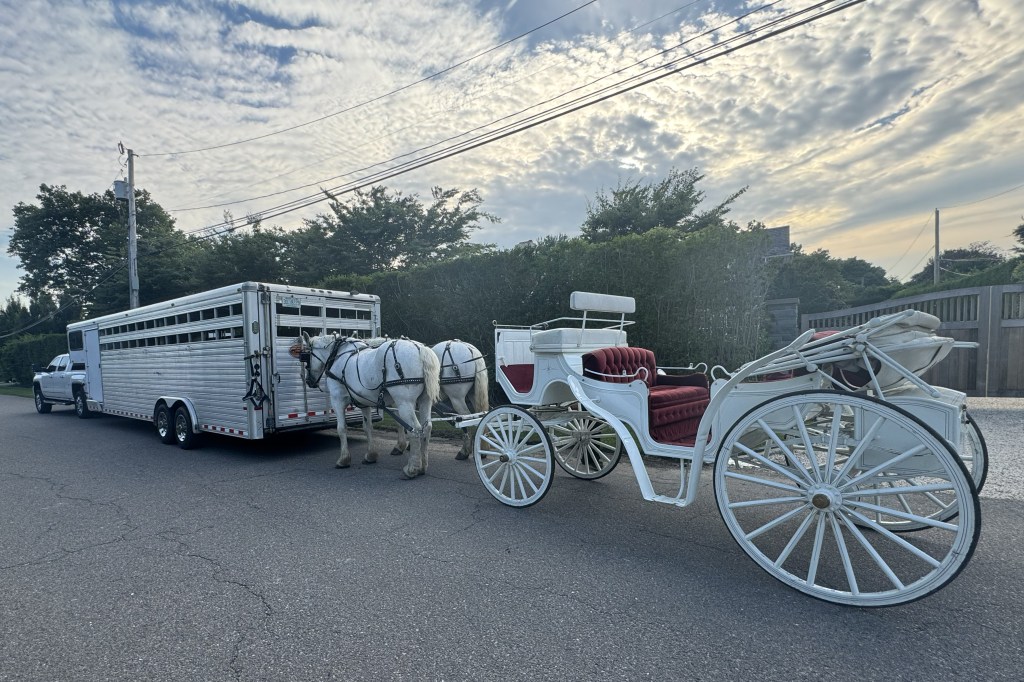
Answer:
[1,395,1022,681]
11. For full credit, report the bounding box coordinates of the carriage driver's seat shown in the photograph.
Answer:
[582,347,710,445]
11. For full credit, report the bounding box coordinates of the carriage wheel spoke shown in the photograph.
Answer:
[730,495,806,509]
[844,508,943,568]
[745,504,807,541]
[827,512,859,596]
[755,418,817,487]
[794,408,823,483]
[839,445,928,490]
[806,514,827,587]
[832,415,886,483]
[846,500,958,532]
[774,509,816,568]
[735,442,809,488]
[724,470,804,494]
[837,512,905,589]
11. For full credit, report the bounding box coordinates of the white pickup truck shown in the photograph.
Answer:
[32,353,90,417]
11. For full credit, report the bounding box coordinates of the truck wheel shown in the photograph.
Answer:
[33,387,52,414]
[73,389,91,419]
[154,404,176,445]
[173,405,197,450]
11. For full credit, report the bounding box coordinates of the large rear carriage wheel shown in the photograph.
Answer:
[474,406,554,507]
[548,414,622,480]
[714,390,979,607]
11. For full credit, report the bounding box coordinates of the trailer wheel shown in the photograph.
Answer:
[155,404,176,445]
[173,405,197,450]
[33,386,51,414]
[73,389,91,419]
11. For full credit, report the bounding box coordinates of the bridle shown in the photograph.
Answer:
[300,336,357,389]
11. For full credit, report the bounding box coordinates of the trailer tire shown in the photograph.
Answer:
[155,404,176,445]
[173,405,198,450]
[33,386,51,414]
[73,389,91,419]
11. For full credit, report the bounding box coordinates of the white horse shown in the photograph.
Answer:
[395,340,488,460]
[293,333,440,479]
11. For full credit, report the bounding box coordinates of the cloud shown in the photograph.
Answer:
[2,0,1023,308]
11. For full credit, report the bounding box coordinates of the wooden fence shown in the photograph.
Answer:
[800,284,1024,397]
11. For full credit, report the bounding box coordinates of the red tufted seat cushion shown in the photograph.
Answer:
[583,346,710,444]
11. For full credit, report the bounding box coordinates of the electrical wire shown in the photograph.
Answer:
[139,1,601,158]
[885,213,934,277]
[174,0,864,236]
[3,0,868,334]
[938,180,1024,210]
[169,0,712,210]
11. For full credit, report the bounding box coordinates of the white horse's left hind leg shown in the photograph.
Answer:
[359,406,379,463]
[396,402,424,479]
[446,394,473,460]
[391,424,410,457]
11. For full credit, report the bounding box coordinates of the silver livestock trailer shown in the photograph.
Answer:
[64,282,381,447]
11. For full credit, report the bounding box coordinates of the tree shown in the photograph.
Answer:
[191,220,291,291]
[7,184,194,316]
[580,167,745,242]
[299,185,497,277]
[1014,217,1024,254]
[907,241,1007,286]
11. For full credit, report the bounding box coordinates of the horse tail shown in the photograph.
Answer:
[418,341,442,405]
[469,343,489,412]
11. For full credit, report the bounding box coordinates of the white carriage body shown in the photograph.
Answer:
[478,291,982,607]
[491,292,975,505]
[66,282,381,440]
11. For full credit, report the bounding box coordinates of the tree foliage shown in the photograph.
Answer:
[581,167,745,242]
[305,186,496,277]
[906,241,1007,286]
[768,246,897,314]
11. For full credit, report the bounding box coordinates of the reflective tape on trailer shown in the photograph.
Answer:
[281,408,336,420]
[104,408,154,421]
[201,424,248,437]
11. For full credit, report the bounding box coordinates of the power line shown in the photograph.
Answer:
[884,213,934,277]
[939,180,1024,210]
[177,0,863,236]
[3,0,867,335]
[169,0,712,211]
[139,1,601,158]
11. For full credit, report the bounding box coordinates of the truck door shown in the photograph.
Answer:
[268,292,332,428]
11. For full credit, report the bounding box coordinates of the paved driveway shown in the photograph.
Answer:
[1,395,1022,681]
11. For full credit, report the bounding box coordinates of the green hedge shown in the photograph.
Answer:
[322,227,774,373]
[0,333,68,386]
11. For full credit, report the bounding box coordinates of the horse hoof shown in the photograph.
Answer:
[389,447,404,457]
[400,470,418,480]
[364,454,378,464]
[335,463,350,469]
[454,451,469,461]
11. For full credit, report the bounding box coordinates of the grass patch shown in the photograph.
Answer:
[0,385,32,398]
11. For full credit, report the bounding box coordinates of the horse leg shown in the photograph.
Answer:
[448,395,472,460]
[360,407,379,463]
[334,417,351,468]
[397,401,425,479]
[417,392,434,474]
[390,423,410,457]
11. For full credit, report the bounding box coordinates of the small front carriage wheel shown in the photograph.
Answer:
[474,406,554,507]
[960,412,988,493]
[173,405,197,450]
[713,390,979,608]
[548,414,622,479]
[155,404,176,445]
[33,387,52,414]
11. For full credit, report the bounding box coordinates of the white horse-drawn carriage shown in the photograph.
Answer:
[460,291,984,607]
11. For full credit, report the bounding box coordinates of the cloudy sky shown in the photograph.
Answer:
[2,0,1023,306]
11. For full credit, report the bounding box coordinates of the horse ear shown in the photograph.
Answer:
[301,331,311,344]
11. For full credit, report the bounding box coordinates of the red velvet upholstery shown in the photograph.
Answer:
[500,364,534,394]
[582,346,710,444]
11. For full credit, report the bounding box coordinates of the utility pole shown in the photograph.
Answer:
[126,147,139,309]
[933,208,940,285]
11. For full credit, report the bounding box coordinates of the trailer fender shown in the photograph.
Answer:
[155,397,199,433]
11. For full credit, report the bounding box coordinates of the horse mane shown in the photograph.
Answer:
[363,337,389,349]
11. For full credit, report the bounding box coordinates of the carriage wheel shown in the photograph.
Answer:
[474,406,554,507]
[548,414,622,480]
[714,390,979,607]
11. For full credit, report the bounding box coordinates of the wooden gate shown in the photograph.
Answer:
[800,284,1024,397]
